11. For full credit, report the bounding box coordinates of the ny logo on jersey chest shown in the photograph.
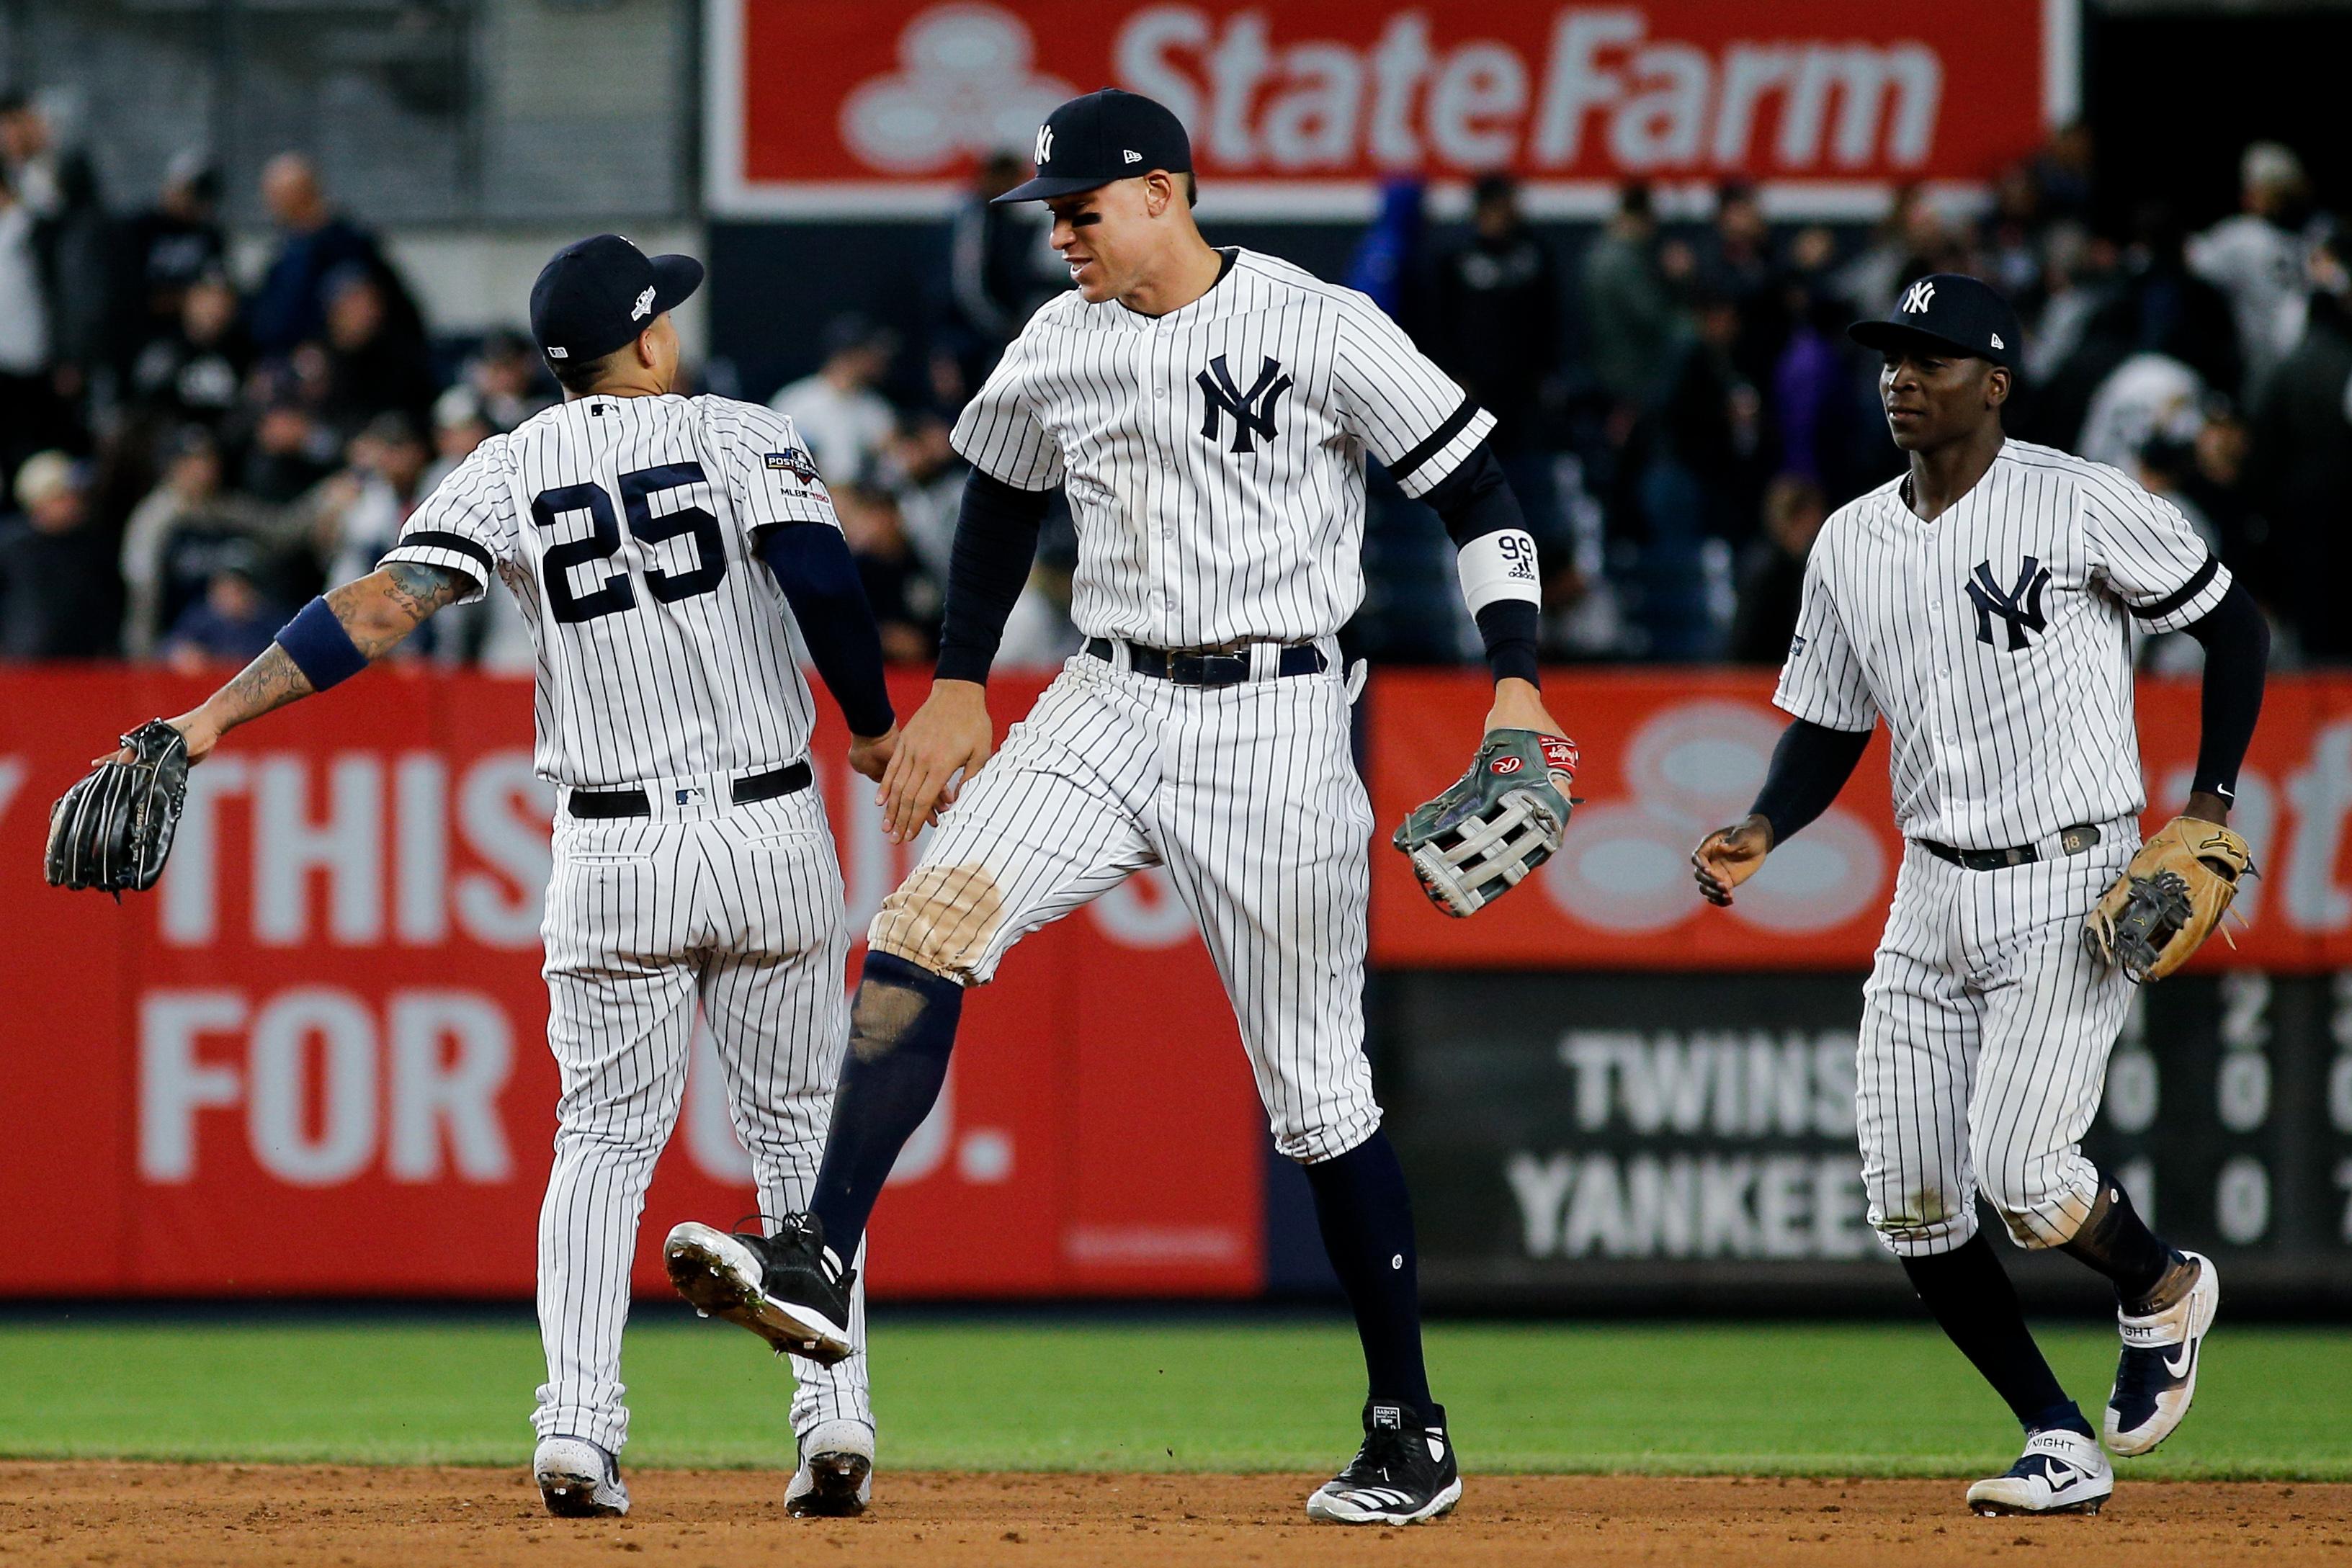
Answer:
[1197,353,1292,454]
[1964,555,2052,650]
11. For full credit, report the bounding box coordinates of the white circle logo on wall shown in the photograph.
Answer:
[1542,701,1886,935]
[841,4,1079,174]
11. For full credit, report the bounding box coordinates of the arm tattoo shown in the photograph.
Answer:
[197,562,473,741]
[210,642,318,730]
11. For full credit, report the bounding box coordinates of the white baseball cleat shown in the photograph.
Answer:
[533,1435,629,1518]
[1965,1428,2113,1516]
[2105,1250,2219,1456]
[786,1418,875,1517]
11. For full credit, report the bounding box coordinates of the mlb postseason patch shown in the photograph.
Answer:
[764,447,819,483]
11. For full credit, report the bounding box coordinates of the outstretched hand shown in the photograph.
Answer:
[875,681,993,844]
[1692,814,1774,908]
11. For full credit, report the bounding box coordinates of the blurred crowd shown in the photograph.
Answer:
[1,96,2344,674]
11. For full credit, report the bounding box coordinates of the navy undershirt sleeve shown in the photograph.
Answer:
[2179,576,2268,802]
[1748,718,1873,846]
[754,521,895,739]
[1422,442,1541,686]
[934,470,1050,685]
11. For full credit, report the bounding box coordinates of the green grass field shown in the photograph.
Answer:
[1,1314,2344,1480]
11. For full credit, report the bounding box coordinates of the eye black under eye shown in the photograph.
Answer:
[1069,211,1101,227]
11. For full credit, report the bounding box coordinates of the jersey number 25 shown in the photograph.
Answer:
[530,462,726,624]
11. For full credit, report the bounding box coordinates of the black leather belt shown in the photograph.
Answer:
[1919,822,2102,871]
[567,761,812,820]
[1086,637,1325,686]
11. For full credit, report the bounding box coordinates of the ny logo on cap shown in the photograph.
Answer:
[1901,279,1936,314]
[1034,123,1054,165]
[630,285,656,322]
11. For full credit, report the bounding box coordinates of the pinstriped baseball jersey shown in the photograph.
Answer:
[1775,438,2230,849]
[951,246,1493,648]
[382,388,875,1458]
[382,394,840,789]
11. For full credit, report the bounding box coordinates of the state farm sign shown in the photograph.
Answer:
[710,1,2075,217]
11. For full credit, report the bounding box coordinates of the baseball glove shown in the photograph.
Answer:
[2082,817,2256,983]
[1392,730,1578,918]
[44,719,191,897]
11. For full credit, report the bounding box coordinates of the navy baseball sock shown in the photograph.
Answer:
[1901,1233,2091,1437]
[805,951,963,1260]
[2060,1173,2185,1313]
[1302,1132,1435,1422]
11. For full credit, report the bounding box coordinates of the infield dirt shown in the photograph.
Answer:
[3,1463,2348,1567]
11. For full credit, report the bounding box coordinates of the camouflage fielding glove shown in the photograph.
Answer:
[1392,730,1578,918]
[2083,817,2256,983]
[44,719,191,896]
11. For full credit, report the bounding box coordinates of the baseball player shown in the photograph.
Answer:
[1691,275,2269,1515]
[661,87,1573,1527]
[64,236,900,1519]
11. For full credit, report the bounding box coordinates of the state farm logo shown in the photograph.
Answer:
[833,4,1946,178]
[1541,701,1884,935]
[841,4,1076,172]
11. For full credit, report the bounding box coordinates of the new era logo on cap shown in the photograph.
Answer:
[630,285,656,322]
[1123,148,1142,163]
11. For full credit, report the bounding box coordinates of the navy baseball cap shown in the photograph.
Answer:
[529,234,702,366]
[1849,273,2022,369]
[993,88,1191,205]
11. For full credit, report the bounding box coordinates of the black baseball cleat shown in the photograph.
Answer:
[1305,1400,1462,1525]
[663,1214,856,1366]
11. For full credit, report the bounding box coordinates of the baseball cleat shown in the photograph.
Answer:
[1965,1428,2112,1516]
[2105,1250,2219,1456]
[533,1435,629,1518]
[1305,1400,1462,1526]
[786,1418,875,1518]
[664,1215,856,1366]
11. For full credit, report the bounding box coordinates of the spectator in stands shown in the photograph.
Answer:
[1835,184,1956,319]
[943,151,1060,372]
[114,150,225,369]
[246,151,424,359]
[1434,176,1560,457]
[317,265,437,436]
[1704,179,1787,388]
[119,426,289,658]
[0,92,108,399]
[1580,182,1678,416]
[2189,141,2315,392]
[316,411,432,590]
[2093,202,2242,397]
[465,328,555,432]
[2245,219,2352,662]
[1728,473,1826,664]
[0,169,57,479]
[1772,287,1879,507]
[236,388,341,506]
[831,478,936,663]
[770,315,898,486]
[158,543,282,673]
[128,269,248,433]
[0,451,115,658]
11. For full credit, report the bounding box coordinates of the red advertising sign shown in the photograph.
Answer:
[709,0,2076,218]
[1369,670,2352,972]
[0,668,1264,1299]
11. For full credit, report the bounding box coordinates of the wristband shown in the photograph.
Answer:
[273,596,370,691]
[1457,528,1541,615]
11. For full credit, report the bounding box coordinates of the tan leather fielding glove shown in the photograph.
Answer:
[2083,817,2256,983]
